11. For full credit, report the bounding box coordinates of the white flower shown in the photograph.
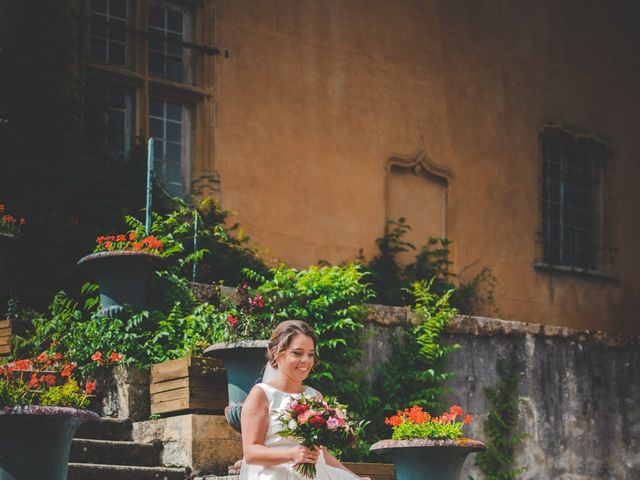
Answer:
[288,419,298,430]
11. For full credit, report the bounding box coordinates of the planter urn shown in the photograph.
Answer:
[77,251,163,317]
[370,438,486,480]
[0,405,99,480]
[0,234,18,309]
[204,340,268,432]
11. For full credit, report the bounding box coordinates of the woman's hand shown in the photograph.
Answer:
[289,445,320,464]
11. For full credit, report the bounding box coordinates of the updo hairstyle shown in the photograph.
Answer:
[267,320,317,368]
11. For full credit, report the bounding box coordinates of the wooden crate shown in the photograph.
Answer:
[0,319,31,356]
[343,462,395,480]
[150,356,228,415]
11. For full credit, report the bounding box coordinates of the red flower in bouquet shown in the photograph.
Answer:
[276,393,364,479]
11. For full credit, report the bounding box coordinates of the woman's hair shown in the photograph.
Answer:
[267,320,317,368]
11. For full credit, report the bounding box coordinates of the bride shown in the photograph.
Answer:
[239,320,371,480]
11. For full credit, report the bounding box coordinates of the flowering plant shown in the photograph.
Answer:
[0,203,26,237]
[384,405,472,440]
[0,351,105,409]
[93,231,164,255]
[277,393,363,479]
[220,281,277,341]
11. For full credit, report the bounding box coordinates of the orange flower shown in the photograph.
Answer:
[27,372,40,388]
[0,204,4,212]
[91,351,103,363]
[60,363,75,377]
[450,405,463,417]
[14,359,33,371]
[43,374,57,386]
[85,380,97,394]
[52,352,63,361]
[116,234,126,242]
[109,352,123,363]
[464,415,472,425]
[36,352,49,363]
[128,231,136,241]
[19,217,25,225]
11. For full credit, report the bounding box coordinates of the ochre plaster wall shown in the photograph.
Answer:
[208,0,640,333]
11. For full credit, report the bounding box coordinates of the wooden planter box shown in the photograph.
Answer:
[150,356,228,415]
[343,462,395,480]
[0,319,31,356]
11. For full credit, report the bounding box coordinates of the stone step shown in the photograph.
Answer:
[70,439,161,467]
[68,463,189,480]
[75,418,133,441]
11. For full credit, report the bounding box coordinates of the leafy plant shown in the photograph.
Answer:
[385,404,472,440]
[0,204,26,237]
[370,280,459,440]
[362,218,497,315]
[474,355,527,480]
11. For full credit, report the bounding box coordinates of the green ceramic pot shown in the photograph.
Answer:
[205,340,269,432]
[0,406,99,480]
[370,438,485,480]
[77,251,163,317]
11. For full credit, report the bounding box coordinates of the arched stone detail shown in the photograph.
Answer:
[384,150,455,264]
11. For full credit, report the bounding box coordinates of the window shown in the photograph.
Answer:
[150,98,191,197]
[539,128,613,273]
[88,0,129,66]
[84,0,214,197]
[149,2,193,83]
[86,83,135,162]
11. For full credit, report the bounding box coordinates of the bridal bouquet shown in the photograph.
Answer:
[277,394,361,479]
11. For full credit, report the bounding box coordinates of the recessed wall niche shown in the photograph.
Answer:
[385,152,453,265]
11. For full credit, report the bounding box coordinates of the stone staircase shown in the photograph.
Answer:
[68,417,190,480]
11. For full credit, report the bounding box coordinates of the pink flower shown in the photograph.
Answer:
[297,410,314,425]
[327,417,340,430]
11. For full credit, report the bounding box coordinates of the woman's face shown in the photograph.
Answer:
[277,333,316,383]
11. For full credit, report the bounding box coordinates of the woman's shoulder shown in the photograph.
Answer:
[303,385,322,399]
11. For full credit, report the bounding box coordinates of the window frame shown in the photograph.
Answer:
[535,125,618,281]
[82,0,214,198]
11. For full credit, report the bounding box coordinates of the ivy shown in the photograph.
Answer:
[473,355,527,480]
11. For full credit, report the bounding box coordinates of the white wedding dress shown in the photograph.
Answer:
[239,382,361,480]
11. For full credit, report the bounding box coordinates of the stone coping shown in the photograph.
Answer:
[0,405,100,419]
[365,304,640,348]
[204,340,269,355]
[370,437,485,453]
[77,250,165,266]
[189,283,639,348]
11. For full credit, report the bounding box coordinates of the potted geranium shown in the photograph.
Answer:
[77,231,164,317]
[0,354,99,480]
[203,281,277,430]
[370,404,485,480]
[0,203,25,307]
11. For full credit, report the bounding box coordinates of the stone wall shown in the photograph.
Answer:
[361,307,640,479]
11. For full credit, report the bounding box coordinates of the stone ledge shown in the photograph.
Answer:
[132,414,242,476]
[364,305,640,348]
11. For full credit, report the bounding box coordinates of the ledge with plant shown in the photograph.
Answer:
[0,351,100,480]
[370,404,485,480]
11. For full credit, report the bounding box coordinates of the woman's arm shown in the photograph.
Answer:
[240,386,319,467]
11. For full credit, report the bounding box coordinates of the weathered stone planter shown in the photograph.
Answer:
[92,364,150,421]
[370,438,485,480]
[0,233,18,309]
[204,340,268,431]
[0,405,99,480]
[77,250,163,317]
